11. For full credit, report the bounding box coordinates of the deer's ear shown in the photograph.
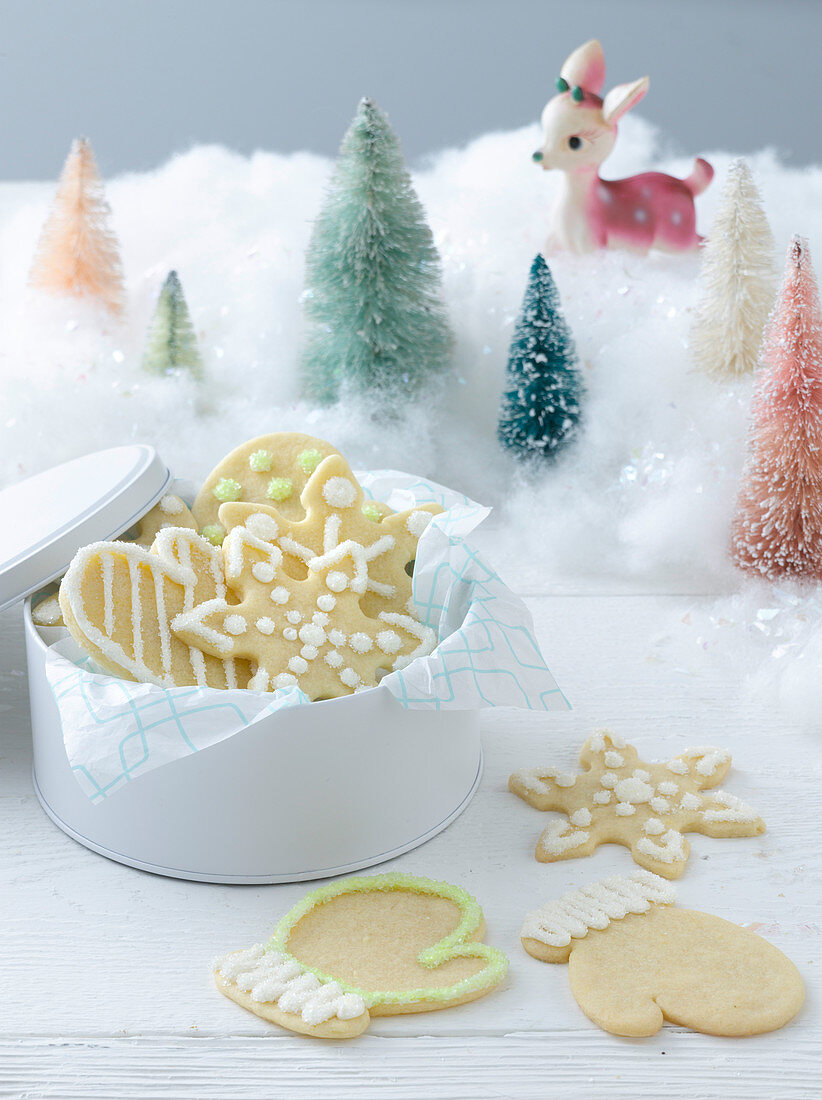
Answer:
[602,77,649,123]
[560,39,606,94]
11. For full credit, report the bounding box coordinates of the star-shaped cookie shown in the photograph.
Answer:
[509,731,765,878]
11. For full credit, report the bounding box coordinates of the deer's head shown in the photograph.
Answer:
[533,40,649,173]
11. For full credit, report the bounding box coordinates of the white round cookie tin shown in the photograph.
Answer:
[13,447,482,883]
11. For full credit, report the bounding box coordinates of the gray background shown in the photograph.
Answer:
[1,0,818,179]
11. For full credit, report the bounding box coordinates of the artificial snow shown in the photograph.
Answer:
[2,115,821,720]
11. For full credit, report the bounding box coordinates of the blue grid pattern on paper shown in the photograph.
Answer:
[47,470,566,801]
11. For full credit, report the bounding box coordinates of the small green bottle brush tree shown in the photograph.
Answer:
[142,270,203,378]
[300,98,452,407]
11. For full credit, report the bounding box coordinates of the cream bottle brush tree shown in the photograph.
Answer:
[28,137,125,316]
[690,159,777,381]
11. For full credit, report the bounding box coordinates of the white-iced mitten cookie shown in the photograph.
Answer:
[59,528,250,688]
[127,493,198,547]
[218,453,441,618]
[521,871,804,1037]
[213,873,509,1039]
[192,432,343,541]
[171,506,436,698]
[509,730,765,878]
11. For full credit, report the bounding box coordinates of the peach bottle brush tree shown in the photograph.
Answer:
[691,159,777,381]
[300,98,452,407]
[28,137,125,316]
[497,254,582,461]
[731,236,822,579]
[142,271,203,379]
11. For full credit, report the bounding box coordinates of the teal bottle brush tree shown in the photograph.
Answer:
[300,97,452,407]
[497,254,583,460]
[142,270,203,378]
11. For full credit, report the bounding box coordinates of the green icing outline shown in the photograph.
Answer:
[264,873,509,1008]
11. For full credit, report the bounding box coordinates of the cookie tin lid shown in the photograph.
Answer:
[0,445,172,613]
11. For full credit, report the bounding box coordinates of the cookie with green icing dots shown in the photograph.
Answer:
[213,873,509,1038]
[171,500,437,698]
[509,730,765,879]
[218,453,442,620]
[126,493,198,548]
[192,432,344,534]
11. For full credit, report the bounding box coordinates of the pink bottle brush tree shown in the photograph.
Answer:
[731,236,822,579]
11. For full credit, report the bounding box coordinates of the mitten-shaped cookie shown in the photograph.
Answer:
[509,730,765,878]
[522,871,804,1037]
[59,527,250,689]
[213,873,509,1038]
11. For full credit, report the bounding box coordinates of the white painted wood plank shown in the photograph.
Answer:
[2,592,820,1095]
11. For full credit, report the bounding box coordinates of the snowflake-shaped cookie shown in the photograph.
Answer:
[218,453,441,619]
[171,508,436,698]
[509,731,765,879]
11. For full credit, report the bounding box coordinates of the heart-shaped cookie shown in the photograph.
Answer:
[213,873,509,1038]
[521,871,804,1037]
[59,527,251,689]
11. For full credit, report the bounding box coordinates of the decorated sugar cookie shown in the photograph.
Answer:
[521,871,804,1037]
[59,528,251,689]
[509,731,765,878]
[171,501,437,697]
[192,432,344,541]
[31,592,63,627]
[128,493,197,548]
[213,873,509,1038]
[218,453,441,618]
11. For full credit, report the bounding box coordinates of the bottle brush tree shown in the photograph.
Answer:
[28,137,125,316]
[731,236,822,579]
[300,97,452,406]
[690,158,777,381]
[142,271,203,378]
[497,253,582,461]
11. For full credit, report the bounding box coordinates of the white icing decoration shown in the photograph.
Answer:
[283,627,298,641]
[679,792,701,811]
[286,610,302,624]
[224,525,282,584]
[102,554,114,635]
[588,731,627,752]
[376,629,402,654]
[657,781,678,797]
[636,829,687,863]
[379,611,437,669]
[406,510,433,536]
[322,476,358,509]
[249,668,270,691]
[633,769,651,782]
[245,513,280,540]
[667,760,688,775]
[316,594,336,612]
[538,819,590,856]
[520,870,675,948]
[252,562,276,583]
[32,595,62,625]
[681,747,731,778]
[270,587,290,604]
[570,808,592,827]
[604,751,625,768]
[159,494,185,515]
[312,611,329,627]
[256,617,276,635]
[348,632,374,653]
[643,818,665,835]
[172,597,234,657]
[593,791,611,805]
[701,791,759,824]
[650,796,671,814]
[326,571,349,592]
[224,614,247,636]
[299,623,326,647]
[340,667,361,688]
[600,773,617,789]
[288,656,308,675]
[213,946,366,1026]
[615,802,636,816]
[511,768,576,795]
[614,776,653,804]
[301,645,319,660]
[325,651,344,668]
[328,628,347,647]
[274,673,298,689]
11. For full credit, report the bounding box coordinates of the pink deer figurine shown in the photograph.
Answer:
[533,40,713,254]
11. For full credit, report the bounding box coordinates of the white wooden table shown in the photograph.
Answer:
[2,590,820,1099]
